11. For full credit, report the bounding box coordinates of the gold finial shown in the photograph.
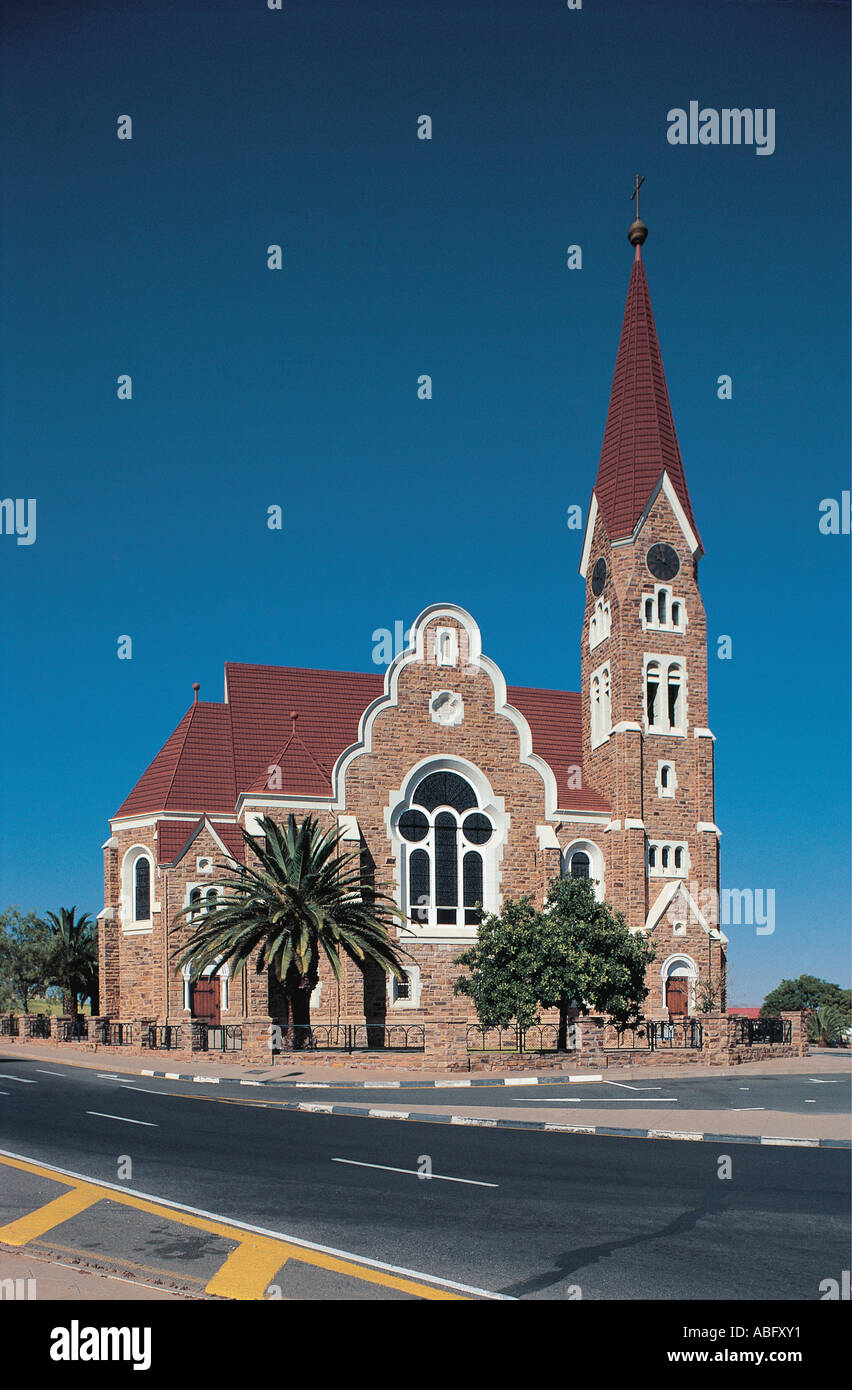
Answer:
[628,174,648,246]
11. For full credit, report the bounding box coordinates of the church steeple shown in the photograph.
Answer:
[592,208,702,555]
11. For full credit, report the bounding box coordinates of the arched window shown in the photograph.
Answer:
[667,663,683,730]
[661,846,670,869]
[590,662,611,747]
[648,845,657,869]
[397,771,493,928]
[645,597,654,624]
[646,661,661,726]
[671,602,681,627]
[657,590,667,625]
[674,846,683,870]
[134,856,150,921]
[567,850,590,879]
[660,765,670,790]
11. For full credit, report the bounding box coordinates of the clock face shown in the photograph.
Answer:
[647,543,680,581]
[591,557,607,596]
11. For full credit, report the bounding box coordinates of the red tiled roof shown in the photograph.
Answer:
[114,665,609,819]
[593,246,701,551]
[156,818,247,867]
[114,704,237,817]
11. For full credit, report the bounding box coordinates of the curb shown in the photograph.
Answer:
[137,1069,605,1089]
[265,1101,851,1147]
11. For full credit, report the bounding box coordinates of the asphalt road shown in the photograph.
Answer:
[1,1057,849,1300]
[254,1070,852,1114]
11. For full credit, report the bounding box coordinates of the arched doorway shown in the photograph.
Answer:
[662,955,697,1018]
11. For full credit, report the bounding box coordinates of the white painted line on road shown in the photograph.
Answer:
[0,1074,37,1084]
[367,1109,411,1120]
[604,1081,664,1092]
[434,1080,472,1088]
[732,1107,765,1112]
[121,1085,172,1096]
[35,1069,66,1077]
[240,1080,263,1086]
[298,1102,334,1114]
[565,1074,603,1084]
[507,1078,539,1086]
[86,1111,158,1127]
[507,1096,679,1104]
[0,1091,9,1096]
[370,1082,402,1089]
[193,1076,220,1084]
[0,1147,514,1300]
[331,1157,498,1187]
[807,1079,839,1084]
[805,1099,817,1103]
[738,1087,750,1091]
[97,1073,123,1081]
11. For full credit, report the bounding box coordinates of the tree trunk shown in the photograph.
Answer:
[557,999,570,1052]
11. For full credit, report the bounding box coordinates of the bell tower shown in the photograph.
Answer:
[578,196,725,1015]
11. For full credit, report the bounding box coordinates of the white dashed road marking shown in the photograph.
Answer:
[86,1111,158,1127]
[0,1075,37,1084]
[331,1157,498,1188]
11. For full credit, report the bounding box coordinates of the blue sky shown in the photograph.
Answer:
[0,0,848,1003]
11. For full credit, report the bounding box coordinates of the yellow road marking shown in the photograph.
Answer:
[0,1184,102,1245]
[205,1237,290,1300]
[0,1154,466,1300]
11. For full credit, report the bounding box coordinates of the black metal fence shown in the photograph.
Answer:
[29,1015,52,1039]
[466,1023,572,1054]
[141,1024,183,1051]
[730,1015,790,1046]
[195,1024,242,1052]
[105,1022,133,1047]
[0,1015,19,1037]
[274,1023,425,1053]
[604,1020,704,1051]
[56,1018,89,1043]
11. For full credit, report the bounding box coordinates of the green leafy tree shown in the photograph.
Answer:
[454,876,655,1045]
[761,976,851,1024]
[0,908,54,1013]
[175,814,409,1044]
[43,908,98,1017]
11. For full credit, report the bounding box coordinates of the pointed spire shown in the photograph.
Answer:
[592,211,702,553]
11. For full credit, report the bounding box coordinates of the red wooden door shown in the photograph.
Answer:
[190,978,221,1024]
[666,979,689,1017]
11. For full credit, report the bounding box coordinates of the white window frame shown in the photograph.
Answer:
[120,845,154,934]
[181,958,230,1012]
[389,965,421,1009]
[434,627,458,667]
[655,760,677,799]
[388,758,507,943]
[661,953,698,1012]
[185,882,221,923]
[642,584,687,635]
[647,840,690,878]
[561,839,605,901]
[643,654,687,737]
[590,661,612,748]
[589,598,611,651]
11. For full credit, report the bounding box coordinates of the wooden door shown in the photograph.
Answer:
[666,978,689,1017]
[190,978,221,1024]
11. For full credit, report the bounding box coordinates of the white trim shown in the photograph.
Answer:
[111,813,239,831]
[337,814,361,842]
[644,881,727,943]
[536,825,561,850]
[693,728,715,740]
[612,721,642,734]
[624,818,645,830]
[561,839,605,901]
[660,952,699,1011]
[578,493,599,578]
[335,603,560,819]
[388,965,422,1009]
[605,819,621,831]
[697,822,722,836]
[656,760,677,799]
[555,811,611,825]
[120,844,154,933]
[101,837,118,850]
[386,756,507,941]
[634,472,701,556]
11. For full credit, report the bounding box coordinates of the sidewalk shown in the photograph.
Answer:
[0,1246,191,1300]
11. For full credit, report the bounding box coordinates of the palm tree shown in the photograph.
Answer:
[43,907,97,1018]
[808,1003,844,1047]
[174,814,410,1046]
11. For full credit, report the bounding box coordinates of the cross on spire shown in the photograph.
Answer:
[630,174,645,220]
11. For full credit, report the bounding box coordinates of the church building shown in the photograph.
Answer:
[98,215,727,1041]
